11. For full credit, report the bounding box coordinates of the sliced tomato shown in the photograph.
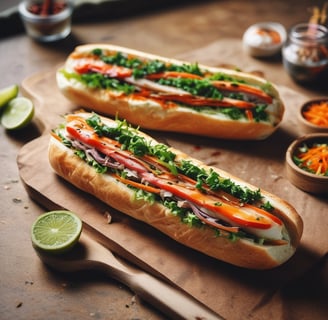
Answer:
[66,116,149,175]
[140,172,277,230]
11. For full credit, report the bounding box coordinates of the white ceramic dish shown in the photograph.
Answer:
[18,0,73,42]
[243,22,287,57]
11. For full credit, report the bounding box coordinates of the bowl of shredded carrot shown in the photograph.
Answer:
[286,133,328,194]
[298,98,328,134]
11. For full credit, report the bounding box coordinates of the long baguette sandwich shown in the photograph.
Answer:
[49,111,303,269]
[56,44,285,140]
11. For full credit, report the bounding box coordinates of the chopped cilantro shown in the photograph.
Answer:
[63,49,272,122]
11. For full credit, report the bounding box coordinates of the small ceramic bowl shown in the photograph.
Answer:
[285,133,328,194]
[298,98,328,134]
[18,0,73,42]
[243,22,287,57]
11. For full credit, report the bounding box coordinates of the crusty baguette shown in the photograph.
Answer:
[56,44,285,140]
[48,112,303,269]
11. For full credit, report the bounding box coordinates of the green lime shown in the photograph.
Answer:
[1,97,34,130]
[31,210,83,255]
[0,84,19,109]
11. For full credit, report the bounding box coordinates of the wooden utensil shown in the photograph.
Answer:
[35,225,224,320]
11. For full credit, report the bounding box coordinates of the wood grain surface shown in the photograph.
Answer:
[2,1,327,319]
[17,47,327,320]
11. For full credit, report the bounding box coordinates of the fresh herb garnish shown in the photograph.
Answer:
[178,160,263,204]
[93,49,203,78]
[65,49,272,122]
[58,113,268,207]
[163,200,203,227]
[158,77,224,99]
[133,187,156,204]
[54,113,277,243]
[74,149,107,174]
[60,69,136,95]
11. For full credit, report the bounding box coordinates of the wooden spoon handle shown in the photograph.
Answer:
[128,272,224,320]
[87,236,224,320]
[38,230,224,320]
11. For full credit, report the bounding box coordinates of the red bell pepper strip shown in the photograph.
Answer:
[146,71,273,104]
[211,80,273,104]
[74,63,133,79]
[73,61,271,106]
[149,93,256,109]
[64,115,283,232]
[146,71,203,80]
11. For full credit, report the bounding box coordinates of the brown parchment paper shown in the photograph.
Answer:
[17,39,327,320]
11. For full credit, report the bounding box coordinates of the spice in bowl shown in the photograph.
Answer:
[27,0,68,15]
[248,28,281,46]
[18,0,73,42]
[243,22,286,57]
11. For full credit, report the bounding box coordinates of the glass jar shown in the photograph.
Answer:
[282,23,328,83]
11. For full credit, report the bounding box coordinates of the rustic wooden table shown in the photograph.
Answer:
[0,1,327,320]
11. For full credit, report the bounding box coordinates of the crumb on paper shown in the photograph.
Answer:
[12,198,22,204]
[205,161,219,166]
[104,211,112,224]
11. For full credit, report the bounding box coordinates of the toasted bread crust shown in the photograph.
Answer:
[48,113,303,269]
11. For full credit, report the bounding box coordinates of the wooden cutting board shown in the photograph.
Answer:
[17,51,328,320]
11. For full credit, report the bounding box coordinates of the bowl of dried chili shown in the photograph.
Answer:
[298,98,328,134]
[18,0,73,42]
[286,133,328,194]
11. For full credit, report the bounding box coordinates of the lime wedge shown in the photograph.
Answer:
[0,84,19,109]
[31,211,83,255]
[1,97,34,130]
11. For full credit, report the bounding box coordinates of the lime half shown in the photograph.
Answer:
[0,84,19,109]
[1,97,34,130]
[31,211,83,255]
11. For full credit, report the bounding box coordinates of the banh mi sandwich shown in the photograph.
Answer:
[49,111,303,269]
[56,44,285,140]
